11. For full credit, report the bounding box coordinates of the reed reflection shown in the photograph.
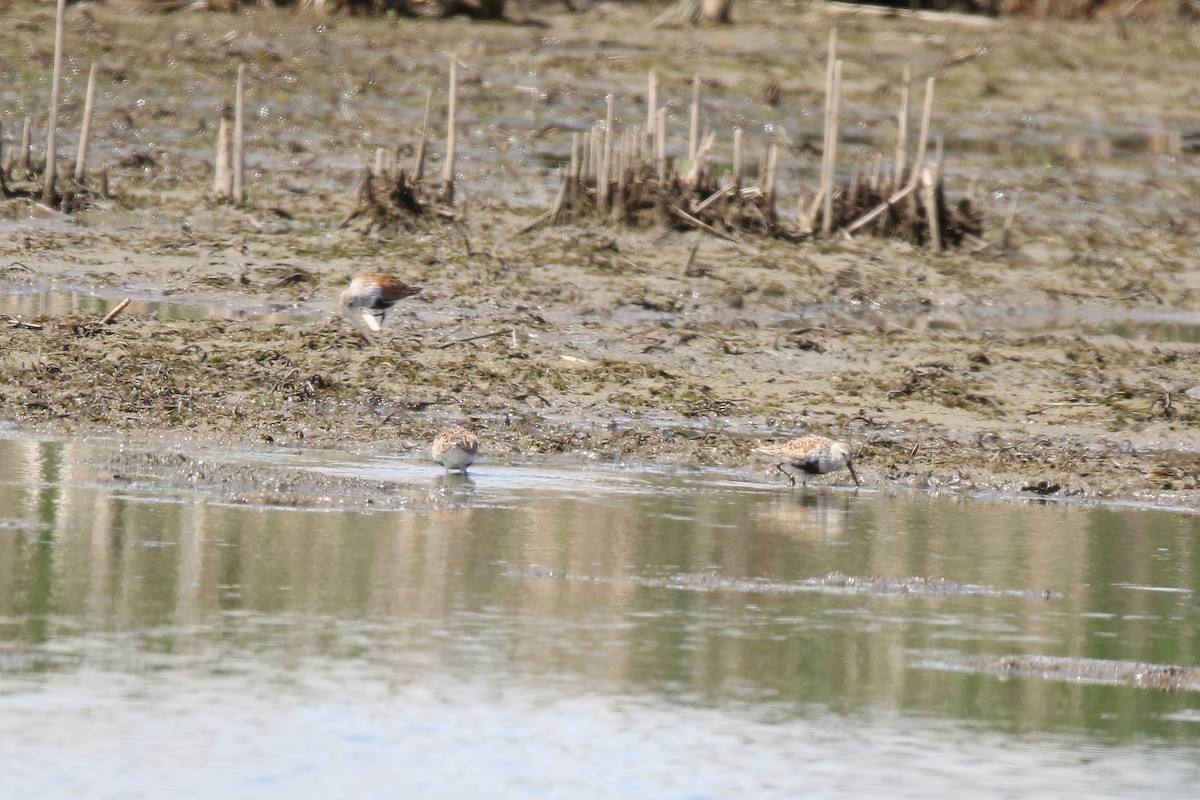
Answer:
[0,435,1198,741]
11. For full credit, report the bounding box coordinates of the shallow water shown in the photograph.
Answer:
[0,284,310,324]
[1,431,1199,798]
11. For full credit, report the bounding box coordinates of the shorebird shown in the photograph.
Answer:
[340,272,422,336]
[755,436,861,487]
[430,427,479,474]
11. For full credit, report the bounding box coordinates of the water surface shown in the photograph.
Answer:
[1,432,1198,798]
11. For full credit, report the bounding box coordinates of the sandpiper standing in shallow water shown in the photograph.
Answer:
[431,427,480,474]
[340,272,422,339]
[755,436,860,487]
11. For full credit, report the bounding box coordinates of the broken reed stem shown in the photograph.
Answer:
[689,74,701,163]
[821,59,843,237]
[844,182,917,235]
[681,237,702,277]
[43,0,67,205]
[612,131,629,222]
[373,147,387,179]
[599,94,613,209]
[668,205,737,242]
[212,117,232,198]
[414,88,432,181]
[233,63,245,206]
[656,107,667,184]
[692,183,735,215]
[894,66,910,194]
[922,167,941,250]
[515,172,566,235]
[764,142,778,220]
[0,123,7,195]
[583,128,597,184]
[572,130,584,185]
[1002,188,1021,250]
[548,169,568,225]
[569,131,581,207]
[908,76,935,190]
[100,297,131,325]
[847,155,860,208]
[19,117,32,175]
[933,134,945,185]
[647,69,658,153]
[732,127,743,190]
[442,53,459,205]
[73,63,98,184]
[687,130,715,184]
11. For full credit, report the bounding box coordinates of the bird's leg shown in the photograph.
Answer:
[776,463,795,486]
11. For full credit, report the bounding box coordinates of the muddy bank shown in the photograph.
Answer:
[3,3,1200,507]
[6,260,1200,505]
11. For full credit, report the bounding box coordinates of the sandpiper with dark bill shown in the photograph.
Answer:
[754,436,861,487]
[430,427,480,474]
[340,272,422,336]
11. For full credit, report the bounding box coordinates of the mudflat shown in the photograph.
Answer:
[2,2,1199,504]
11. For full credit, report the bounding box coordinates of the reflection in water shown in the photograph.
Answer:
[1,434,1199,797]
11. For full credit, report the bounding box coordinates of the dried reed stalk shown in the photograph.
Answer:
[893,66,911,194]
[43,0,67,205]
[821,59,843,236]
[212,118,232,198]
[19,118,32,175]
[413,88,432,181]
[844,182,917,235]
[1002,189,1021,250]
[656,107,666,184]
[732,127,743,189]
[764,142,778,220]
[686,131,715,184]
[647,69,658,152]
[813,28,837,230]
[442,53,458,205]
[585,127,595,183]
[73,63,98,184]
[908,77,935,189]
[233,63,245,205]
[0,123,8,176]
[0,123,8,198]
[689,74,701,163]
[599,94,613,209]
[101,298,131,325]
[569,131,581,207]
[921,167,941,250]
[612,130,629,222]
